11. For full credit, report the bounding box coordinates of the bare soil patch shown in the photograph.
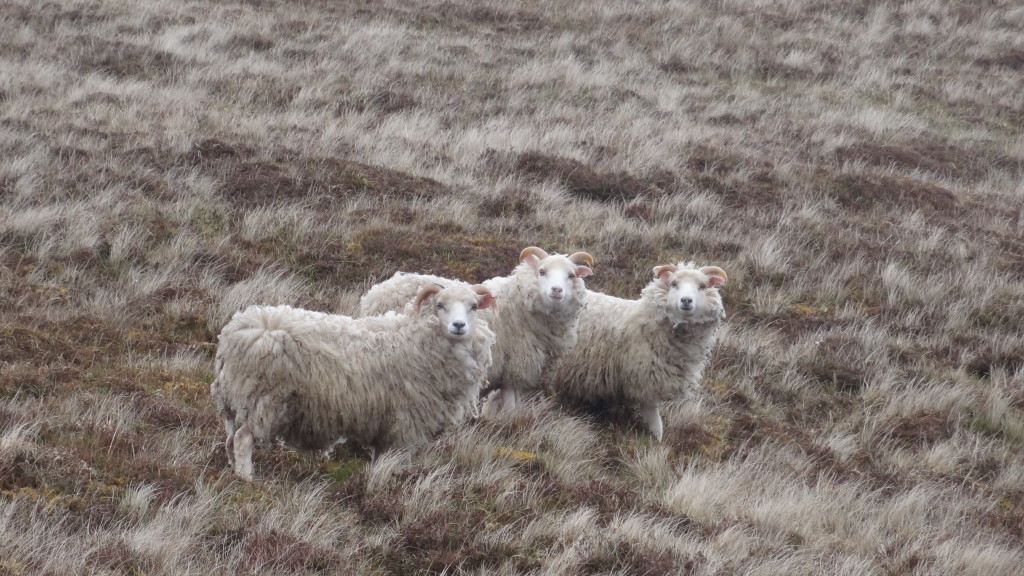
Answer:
[486,150,675,203]
[184,139,453,208]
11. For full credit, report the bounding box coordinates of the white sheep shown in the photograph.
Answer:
[212,283,497,480]
[551,262,727,441]
[358,246,593,414]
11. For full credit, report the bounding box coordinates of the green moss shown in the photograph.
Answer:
[324,457,364,486]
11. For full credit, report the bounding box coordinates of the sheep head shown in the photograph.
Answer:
[520,246,594,306]
[416,283,496,340]
[653,263,727,324]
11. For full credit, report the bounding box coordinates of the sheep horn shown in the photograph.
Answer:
[700,266,728,285]
[470,284,494,298]
[519,246,549,262]
[471,284,498,313]
[653,264,678,282]
[567,252,594,268]
[413,283,444,312]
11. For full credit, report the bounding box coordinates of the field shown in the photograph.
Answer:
[1,0,1023,574]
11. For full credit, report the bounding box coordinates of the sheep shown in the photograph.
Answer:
[358,246,594,414]
[211,283,497,480]
[551,262,727,441]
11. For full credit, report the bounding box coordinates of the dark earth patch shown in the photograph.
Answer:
[383,506,528,574]
[888,412,955,446]
[477,186,535,219]
[836,141,1020,181]
[345,229,522,284]
[72,37,180,80]
[485,149,674,203]
[237,528,340,573]
[975,48,1024,71]
[825,172,958,214]
[799,335,869,394]
[182,140,452,208]
[684,145,784,209]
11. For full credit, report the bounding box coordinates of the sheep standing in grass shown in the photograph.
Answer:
[212,283,497,480]
[359,246,593,414]
[552,263,727,441]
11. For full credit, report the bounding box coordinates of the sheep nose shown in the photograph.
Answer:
[452,321,466,330]
[551,286,563,294]
[679,297,693,307]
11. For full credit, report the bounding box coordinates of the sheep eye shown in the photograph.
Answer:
[471,304,478,311]
[538,269,546,276]
[699,283,708,290]
[670,281,678,288]
[436,302,445,310]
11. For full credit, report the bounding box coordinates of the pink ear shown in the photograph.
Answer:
[470,284,497,311]
[523,254,541,270]
[707,275,725,288]
[575,266,593,279]
[477,294,497,310]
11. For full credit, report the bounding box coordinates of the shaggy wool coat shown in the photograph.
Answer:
[212,303,495,452]
[552,278,724,408]
[359,263,586,396]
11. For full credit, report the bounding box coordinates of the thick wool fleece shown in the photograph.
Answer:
[552,277,724,408]
[359,264,586,396]
[212,304,495,452]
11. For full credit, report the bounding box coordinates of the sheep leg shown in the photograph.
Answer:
[481,389,500,417]
[232,424,255,481]
[500,387,517,411]
[639,404,663,442]
[223,418,236,464]
[322,436,347,458]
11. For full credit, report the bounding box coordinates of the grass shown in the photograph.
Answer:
[1,0,1022,573]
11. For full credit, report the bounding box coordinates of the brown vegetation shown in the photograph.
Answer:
[1,0,1022,574]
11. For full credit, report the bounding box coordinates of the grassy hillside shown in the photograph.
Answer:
[1,0,1022,573]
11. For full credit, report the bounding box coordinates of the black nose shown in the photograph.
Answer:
[452,321,466,330]
[551,287,563,294]
[680,297,693,307]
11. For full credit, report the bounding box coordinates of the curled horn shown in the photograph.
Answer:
[567,252,594,268]
[700,266,728,285]
[519,246,549,262]
[413,283,444,312]
[471,284,498,313]
[471,284,494,299]
[653,264,678,282]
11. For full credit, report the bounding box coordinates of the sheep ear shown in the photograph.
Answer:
[568,252,594,268]
[413,284,444,312]
[520,246,549,268]
[701,266,727,287]
[653,265,677,283]
[575,265,593,279]
[471,285,497,311]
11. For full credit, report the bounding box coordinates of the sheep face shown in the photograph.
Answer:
[522,253,593,306]
[654,264,727,324]
[416,284,496,341]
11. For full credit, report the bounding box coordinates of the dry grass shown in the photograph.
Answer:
[1,0,1022,573]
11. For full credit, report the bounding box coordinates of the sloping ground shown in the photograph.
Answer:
[1,0,1022,574]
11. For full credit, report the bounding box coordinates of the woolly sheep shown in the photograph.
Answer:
[551,262,727,441]
[358,246,594,414]
[212,283,497,480]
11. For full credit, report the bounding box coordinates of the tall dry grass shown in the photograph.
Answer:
[1,0,1022,573]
